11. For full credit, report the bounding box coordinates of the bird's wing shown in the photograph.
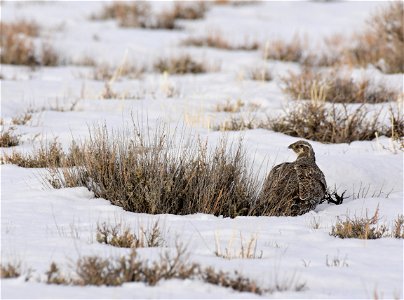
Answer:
[264,162,292,191]
[294,163,326,202]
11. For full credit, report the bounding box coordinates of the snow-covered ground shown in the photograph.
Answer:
[1,1,403,299]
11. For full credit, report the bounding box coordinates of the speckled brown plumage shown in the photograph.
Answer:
[258,140,327,216]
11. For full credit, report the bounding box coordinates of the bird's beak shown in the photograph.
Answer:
[288,144,293,150]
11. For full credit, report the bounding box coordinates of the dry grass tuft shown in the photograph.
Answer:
[213,115,257,131]
[47,123,258,218]
[154,54,207,74]
[0,20,59,66]
[247,67,273,81]
[281,68,398,104]
[183,32,259,51]
[92,1,207,30]
[214,231,263,259]
[265,101,383,143]
[309,2,403,73]
[96,220,165,248]
[216,99,246,113]
[263,35,307,63]
[330,207,403,239]
[172,1,207,20]
[11,112,33,126]
[45,243,303,295]
[2,140,81,168]
[0,128,20,147]
[0,262,21,279]
[46,262,69,285]
[91,63,145,81]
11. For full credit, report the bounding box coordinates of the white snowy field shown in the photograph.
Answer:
[1,1,403,299]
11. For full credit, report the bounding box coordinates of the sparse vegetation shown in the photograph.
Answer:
[11,111,33,125]
[308,2,404,73]
[47,123,259,218]
[90,63,145,81]
[154,55,207,74]
[96,220,165,248]
[214,232,263,259]
[263,35,307,63]
[281,68,398,103]
[43,243,304,295]
[1,20,59,66]
[330,207,403,239]
[0,128,20,147]
[247,67,273,81]
[265,101,384,143]
[1,140,81,168]
[182,32,259,51]
[92,1,207,30]
[326,253,349,267]
[0,262,21,279]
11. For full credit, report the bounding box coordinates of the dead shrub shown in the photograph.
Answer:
[0,128,20,147]
[392,215,404,239]
[0,262,21,279]
[11,112,33,125]
[96,220,165,248]
[281,68,398,103]
[2,140,81,168]
[154,55,207,74]
[183,32,259,51]
[216,99,245,113]
[47,123,259,218]
[309,2,404,73]
[263,35,307,63]
[91,2,179,30]
[247,67,273,81]
[214,232,263,259]
[330,206,391,239]
[214,115,257,131]
[265,101,382,143]
[0,20,59,66]
[346,2,404,73]
[46,262,69,285]
[48,243,303,295]
[91,63,145,81]
[173,1,207,20]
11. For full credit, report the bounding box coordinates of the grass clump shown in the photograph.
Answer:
[48,123,258,218]
[1,140,80,168]
[330,207,404,239]
[263,35,307,63]
[247,67,273,81]
[281,68,398,103]
[0,20,59,66]
[0,128,20,147]
[345,2,404,73]
[96,220,165,248]
[172,1,207,20]
[265,101,382,143]
[45,244,304,295]
[154,54,207,74]
[0,262,21,279]
[182,32,259,51]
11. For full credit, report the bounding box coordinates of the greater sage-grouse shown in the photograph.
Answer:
[259,140,327,216]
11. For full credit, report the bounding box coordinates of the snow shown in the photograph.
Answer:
[1,1,403,299]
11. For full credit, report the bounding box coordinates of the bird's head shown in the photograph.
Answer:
[288,140,315,160]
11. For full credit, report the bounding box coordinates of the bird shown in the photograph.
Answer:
[257,140,327,216]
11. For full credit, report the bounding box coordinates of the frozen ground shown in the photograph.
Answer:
[1,1,403,299]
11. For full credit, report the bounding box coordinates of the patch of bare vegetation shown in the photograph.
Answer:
[266,101,389,143]
[246,67,273,81]
[213,115,257,132]
[309,2,403,73]
[11,111,33,126]
[183,32,259,51]
[92,2,207,30]
[214,232,263,259]
[154,54,208,74]
[96,220,165,248]
[281,68,399,103]
[0,262,21,279]
[0,128,20,147]
[1,140,81,168]
[330,207,404,239]
[263,35,308,63]
[43,244,304,295]
[214,0,260,6]
[0,20,59,66]
[90,63,145,81]
[47,123,258,218]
